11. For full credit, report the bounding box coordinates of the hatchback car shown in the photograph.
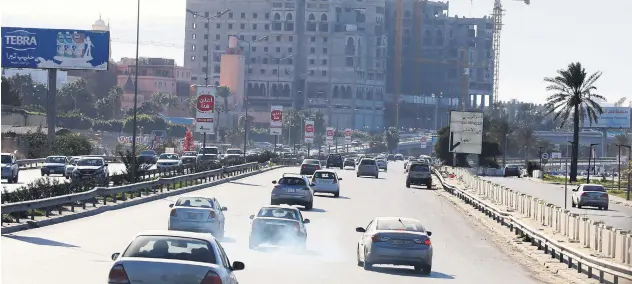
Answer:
[356,217,433,274]
[406,162,432,189]
[300,159,322,175]
[271,174,315,210]
[571,184,609,210]
[311,170,341,197]
[504,165,522,177]
[376,158,388,172]
[326,153,344,169]
[343,158,356,169]
[168,197,228,239]
[248,205,310,249]
[109,230,244,284]
[357,158,379,178]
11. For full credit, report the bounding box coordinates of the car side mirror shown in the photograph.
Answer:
[338,178,342,181]
[104,163,109,166]
[427,231,432,237]
[232,261,245,271]
[168,204,174,208]
[355,227,366,233]
[310,183,316,187]
[272,180,277,184]
[249,215,255,220]
[111,253,120,260]
[303,219,310,224]
[572,188,578,192]
[221,207,227,211]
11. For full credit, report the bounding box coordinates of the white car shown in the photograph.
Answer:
[64,157,81,178]
[376,158,388,172]
[109,230,245,284]
[157,153,182,169]
[310,170,341,197]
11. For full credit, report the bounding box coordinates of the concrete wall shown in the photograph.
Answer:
[1,113,47,127]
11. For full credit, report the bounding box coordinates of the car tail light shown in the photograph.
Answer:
[581,192,589,196]
[208,210,216,219]
[108,264,131,284]
[601,193,608,198]
[170,209,177,217]
[332,178,337,184]
[414,238,432,246]
[302,165,307,168]
[371,235,388,242]
[294,222,301,232]
[200,271,222,284]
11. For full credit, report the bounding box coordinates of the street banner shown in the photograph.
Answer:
[195,86,215,134]
[344,128,352,144]
[420,135,427,149]
[326,127,335,146]
[270,105,283,135]
[304,120,314,143]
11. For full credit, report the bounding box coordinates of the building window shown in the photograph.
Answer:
[310,47,315,53]
[228,23,233,29]
[191,45,196,51]
[253,24,257,30]
[240,35,245,40]
[276,35,281,41]
[311,36,315,42]
[264,47,268,52]
[248,68,253,74]
[215,45,220,50]
[322,59,327,65]
[260,69,265,74]
[204,34,208,39]
[192,23,197,29]
[204,22,208,28]
[288,47,293,53]
[321,70,327,76]
[214,65,220,73]
[228,12,233,19]
[192,34,197,39]
[309,59,315,64]
[323,48,327,54]
[323,37,328,43]
[216,23,221,29]
[240,23,245,29]
[251,58,256,64]
[288,58,293,64]
[276,47,281,52]
[203,45,208,51]
[216,34,220,40]
[191,56,196,61]
[252,47,257,52]
[265,24,269,30]
[289,36,293,41]
[265,13,270,19]
[273,69,278,75]
[253,13,258,19]
[202,67,207,73]
[252,36,257,41]
[241,12,246,19]
[202,56,207,62]
[263,58,268,64]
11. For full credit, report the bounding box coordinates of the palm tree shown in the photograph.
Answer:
[515,125,538,165]
[491,116,515,167]
[544,62,605,182]
[216,86,233,130]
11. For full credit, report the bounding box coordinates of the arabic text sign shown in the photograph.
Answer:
[449,111,484,154]
[195,86,216,134]
[270,105,283,135]
[326,127,335,146]
[583,107,630,128]
[2,27,110,70]
[344,128,352,143]
[304,120,314,143]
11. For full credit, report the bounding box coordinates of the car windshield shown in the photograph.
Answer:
[257,207,300,220]
[199,147,218,155]
[1,155,11,164]
[303,159,320,165]
[345,158,355,162]
[360,159,376,165]
[159,154,179,160]
[314,171,336,179]
[122,235,217,264]
[376,159,385,162]
[583,185,606,192]
[140,150,156,156]
[329,154,341,159]
[46,157,66,163]
[226,149,241,154]
[183,151,197,157]
[76,159,104,166]
[410,164,429,171]
[278,177,306,185]
[175,197,214,208]
[377,219,425,232]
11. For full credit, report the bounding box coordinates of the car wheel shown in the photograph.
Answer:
[334,191,340,198]
[577,204,582,209]
[374,174,378,179]
[13,173,18,183]
[357,174,360,177]
[356,246,363,266]
[427,183,432,189]
[406,180,411,188]
[249,238,258,250]
[363,249,372,270]
[305,200,313,210]
[415,264,432,275]
[604,206,608,211]
[571,199,576,207]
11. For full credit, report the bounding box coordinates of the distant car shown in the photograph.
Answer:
[137,150,157,164]
[157,153,182,169]
[311,170,341,197]
[41,156,68,176]
[387,154,396,161]
[394,154,404,161]
[108,230,245,284]
[197,147,220,162]
[181,151,198,164]
[223,148,243,159]
[504,165,522,177]
[64,157,81,178]
[404,157,416,170]
[355,217,433,274]
[357,158,379,178]
[326,153,344,169]
[571,184,609,210]
[270,173,314,210]
[248,205,310,249]
[300,159,322,175]
[406,162,432,189]
[343,158,356,169]
[71,157,109,185]
[168,196,228,238]
[376,158,388,172]
[1,152,19,183]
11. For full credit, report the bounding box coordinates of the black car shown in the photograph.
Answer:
[300,159,322,175]
[343,158,356,169]
[136,150,157,164]
[504,166,522,177]
[326,154,344,169]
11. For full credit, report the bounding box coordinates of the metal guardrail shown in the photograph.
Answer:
[15,156,121,169]
[433,168,632,283]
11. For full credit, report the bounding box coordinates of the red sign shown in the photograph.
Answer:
[420,136,427,142]
[345,130,351,136]
[305,124,314,132]
[197,94,215,112]
[271,110,283,121]
[326,130,334,136]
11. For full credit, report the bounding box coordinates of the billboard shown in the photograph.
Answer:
[270,106,283,135]
[420,135,427,149]
[344,128,352,144]
[584,107,631,128]
[304,120,314,143]
[1,27,110,70]
[326,127,335,146]
[449,110,484,154]
[195,86,216,134]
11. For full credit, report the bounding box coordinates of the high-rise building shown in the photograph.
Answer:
[184,0,387,131]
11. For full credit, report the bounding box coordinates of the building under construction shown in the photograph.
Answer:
[385,0,495,131]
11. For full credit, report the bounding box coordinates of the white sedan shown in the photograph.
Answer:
[310,170,341,197]
[109,230,245,284]
[157,153,182,169]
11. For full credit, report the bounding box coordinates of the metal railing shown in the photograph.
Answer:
[14,156,121,169]
[433,168,632,283]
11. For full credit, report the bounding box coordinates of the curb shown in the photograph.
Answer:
[1,165,287,235]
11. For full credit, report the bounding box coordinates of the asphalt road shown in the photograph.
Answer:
[0,163,127,192]
[480,176,632,231]
[1,164,543,284]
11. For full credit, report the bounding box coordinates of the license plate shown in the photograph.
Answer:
[317,179,332,184]
[286,188,296,193]
[187,213,201,219]
[392,240,411,245]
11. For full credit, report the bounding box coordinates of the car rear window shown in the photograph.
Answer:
[46,157,66,163]
[278,177,306,185]
[410,164,429,172]
[303,159,320,165]
[1,155,12,163]
[377,219,425,232]
[360,159,376,165]
[314,172,336,179]
[175,197,214,208]
[583,185,606,192]
[257,207,300,220]
[122,235,217,264]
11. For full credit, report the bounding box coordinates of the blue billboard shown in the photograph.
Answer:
[2,27,110,70]
[583,107,631,129]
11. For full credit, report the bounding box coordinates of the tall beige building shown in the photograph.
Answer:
[184,0,387,131]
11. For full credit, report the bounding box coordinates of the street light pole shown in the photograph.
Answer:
[130,0,141,183]
[620,144,632,200]
[587,143,598,183]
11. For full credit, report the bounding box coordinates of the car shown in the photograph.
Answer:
[326,153,344,169]
[137,150,157,164]
[357,158,379,178]
[41,156,68,176]
[404,157,416,170]
[64,157,81,178]
[168,196,228,238]
[71,157,109,185]
[355,217,433,274]
[387,154,396,161]
[394,154,404,161]
[310,170,342,197]
[157,153,182,169]
[504,165,522,177]
[343,158,356,169]
[197,146,220,163]
[406,162,432,189]
[271,173,315,210]
[376,158,388,172]
[181,151,198,164]
[223,148,243,159]
[571,184,609,210]
[1,152,19,183]
[248,205,310,249]
[108,230,244,284]
[300,159,322,175]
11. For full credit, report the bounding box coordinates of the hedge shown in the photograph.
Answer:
[51,113,189,136]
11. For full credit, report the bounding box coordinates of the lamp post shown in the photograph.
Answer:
[564,141,575,209]
[587,143,598,183]
[539,146,543,171]
[130,0,141,183]
[618,144,632,200]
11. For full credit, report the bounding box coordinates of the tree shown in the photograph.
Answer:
[216,86,232,131]
[183,128,194,151]
[1,76,21,106]
[544,62,604,182]
[52,133,93,156]
[95,86,123,120]
[6,74,47,110]
[57,79,96,116]
[515,125,538,164]
[383,127,400,152]
[489,115,515,167]
[282,109,304,146]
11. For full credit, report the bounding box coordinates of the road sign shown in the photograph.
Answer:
[541,153,549,160]
[344,128,352,144]
[551,152,562,159]
[325,127,335,146]
[304,120,314,143]
[195,86,216,134]
[448,111,483,154]
[420,136,427,149]
[270,105,283,135]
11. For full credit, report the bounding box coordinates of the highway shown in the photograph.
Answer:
[2,163,545,284]
[0,163,127,192]
[480,177,632,231]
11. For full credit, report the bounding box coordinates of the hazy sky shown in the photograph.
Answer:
[2,0,629,105]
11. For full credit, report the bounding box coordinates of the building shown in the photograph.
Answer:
[116,57,192,116]
[385,0,494,130]
[184,0,387,131]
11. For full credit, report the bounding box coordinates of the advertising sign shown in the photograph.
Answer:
[326,127,335,146]
[195,86,216,134]
[1,27,110,70]
[583,107,631,128]
[270,105,283,135]
[449,111,484,154]
[304,120,314,143]
[420,135,428,149]
[344,128,352,144]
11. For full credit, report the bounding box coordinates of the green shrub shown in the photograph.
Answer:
[93,119,123,132]
[57,112,93,130]
[53,133,93,156]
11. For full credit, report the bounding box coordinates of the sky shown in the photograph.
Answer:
[1,0,630,105]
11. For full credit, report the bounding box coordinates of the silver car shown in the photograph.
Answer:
[108,230,244,284]
[311,170,341,197]
[357,158,379,178]
[571,184,609,210]
[248,205,310,249]
[168,197,228,239]
[356,217,433,274]
[271,174,315,210]
[64,157,80,178]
